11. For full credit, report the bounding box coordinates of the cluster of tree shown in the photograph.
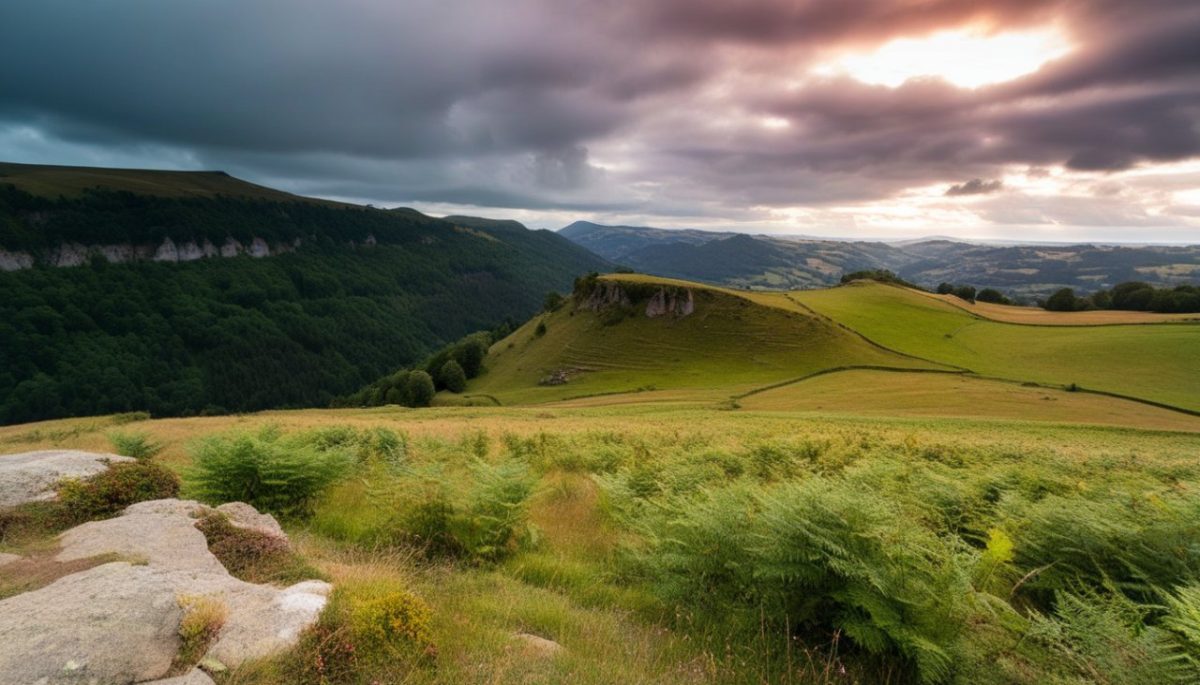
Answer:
[1043,282,1200,313]
[935,282,1012,305]
[337,330,499,407]
[841,270,924,290]
[0,193,606,425]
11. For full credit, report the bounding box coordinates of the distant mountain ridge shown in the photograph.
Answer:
[560,221,1200,297]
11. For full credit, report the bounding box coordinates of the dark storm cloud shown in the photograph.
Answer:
[946,179,1004,196]
[0,0,1198,231]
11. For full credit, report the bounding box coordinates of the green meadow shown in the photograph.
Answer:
[787,282,1200,412]
[4,274,1200,684]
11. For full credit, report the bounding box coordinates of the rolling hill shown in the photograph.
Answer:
[559,221,1200,297]
[0,162,608,424]
[462,274,1200,431]
[786,281,1200,413]
[559,221,918,289]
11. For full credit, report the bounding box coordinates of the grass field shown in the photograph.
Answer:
[739,369,1200,432]
[5,405,1200,684]
[787,281,1200,412]
[916,289,1200,325]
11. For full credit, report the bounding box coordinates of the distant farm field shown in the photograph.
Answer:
[738,368,1200,432]
[788,281,1200,412]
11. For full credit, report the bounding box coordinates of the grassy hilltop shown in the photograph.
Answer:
[463,274,1200,429]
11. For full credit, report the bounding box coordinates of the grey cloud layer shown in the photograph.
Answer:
[0,0,1197,232]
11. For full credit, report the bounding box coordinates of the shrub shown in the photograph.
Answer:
[1029,589,1197,684]
[194,512,323,584]
[368,459,537,563]
[535,320,548,337]
[110,411,151,425]
[633,477,972,684]
[456,459,537,561]
[305,425,406,466]
[543,291,566,312]
[107,431,164,461]
[286,584,434,684]
[1005,492,1200,608]
[173,594,227,672]
[58,461,180,522]
[438,360,467,393]
[1162,585,1200,667]
[186,427,353,518]
[349,591,434,650]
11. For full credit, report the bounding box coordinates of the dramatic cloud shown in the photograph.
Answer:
[0,0,1198,240]
[947,179,1004,196]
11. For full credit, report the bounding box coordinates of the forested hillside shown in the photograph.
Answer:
[0,167,607,424]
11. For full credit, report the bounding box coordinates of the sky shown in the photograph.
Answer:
[1,0,1199,242]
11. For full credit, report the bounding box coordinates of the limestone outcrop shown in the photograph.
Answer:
[0,449,134,508]
[0,492,330,685]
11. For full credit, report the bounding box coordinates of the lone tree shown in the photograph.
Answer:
[439,360,467,393]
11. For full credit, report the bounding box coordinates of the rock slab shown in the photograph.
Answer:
[0,497,328,684]
[0,450,133,508]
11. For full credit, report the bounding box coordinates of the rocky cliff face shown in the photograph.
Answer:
[0,235,356,271]
[645,287,695,318]
[577,281,696,319]
[579,281,632,311]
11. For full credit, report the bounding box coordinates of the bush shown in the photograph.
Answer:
[368,459,537,563]
[543,291,565,312]
[174,594,227,672]
[1029,589,1197,684]
[350,591,434,650]
[107,431,164,461]
[286,583,434,684]
[58,461,180,522]
[194,512,322,584]
[631,477,973,683]
[1005,492,1200,608]
[186,427,353,518]
[438,360,467,393]
[305,425,406,466]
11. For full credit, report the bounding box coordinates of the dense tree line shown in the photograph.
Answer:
[0,191,605,425]
[338,329,504,407]
[1043,282,1200,313]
